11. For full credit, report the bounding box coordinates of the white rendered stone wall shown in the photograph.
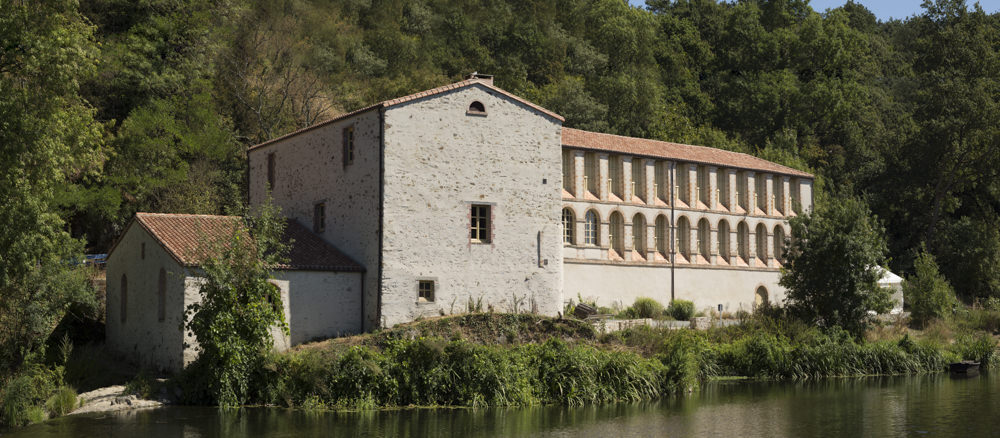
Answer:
[380,85,564,326]
[278,270,363,344]
[106,224,191,372]
[564,263,783,314]
[248,111,380,330]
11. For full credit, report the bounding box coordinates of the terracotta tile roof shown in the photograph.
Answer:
[118,213,363,272]
[562,128,813,178]
[248,78,564,151]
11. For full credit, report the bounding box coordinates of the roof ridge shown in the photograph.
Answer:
[136,212,237,219]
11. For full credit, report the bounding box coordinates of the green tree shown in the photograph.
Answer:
[904,245,957,327]
[0,0,104,374]
[184,202,289,407]
[780,196,892,336]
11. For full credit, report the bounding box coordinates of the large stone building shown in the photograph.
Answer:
[247,73,813,329]
[107,74,814,370]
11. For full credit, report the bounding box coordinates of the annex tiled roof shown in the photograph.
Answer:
[248,78,564,151]
[118,213,363,272]
[562,128,813,178]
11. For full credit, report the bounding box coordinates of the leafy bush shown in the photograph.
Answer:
[626,298,664,319]
[952,334,998,367]
[668,300,695,321]
[45,386,77,416]
[904,247,957,327]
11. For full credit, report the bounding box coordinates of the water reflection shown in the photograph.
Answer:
[8,372,1000,437]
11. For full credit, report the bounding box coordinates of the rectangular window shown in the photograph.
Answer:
[313,202,325,233]
[342,126,355,167]
[585,152,598,195]
[418,280,435,302]
[267,153,276,189]
[470,204,492,243]
[562,150,574,195]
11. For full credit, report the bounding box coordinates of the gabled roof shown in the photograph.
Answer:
[248,77,564,151]
[110,213,364,272]
[562,128,813,178]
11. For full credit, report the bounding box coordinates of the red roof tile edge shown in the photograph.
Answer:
[109,213,364,272]
[562,128,813,178]
[247,78,564,151]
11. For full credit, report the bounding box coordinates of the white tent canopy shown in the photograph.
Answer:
[878,267,904,314]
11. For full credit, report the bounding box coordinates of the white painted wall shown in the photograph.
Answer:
[248,111,381,330]
[106,224,190,372]
[278,270,364,344]
[564,262,783,314]
[380,85,564,326]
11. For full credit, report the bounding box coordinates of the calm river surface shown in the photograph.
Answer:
[7,372,1000,437]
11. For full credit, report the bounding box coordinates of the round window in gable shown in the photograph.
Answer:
[467,101,486,115]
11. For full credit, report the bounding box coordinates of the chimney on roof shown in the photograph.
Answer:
[466,72,494,86]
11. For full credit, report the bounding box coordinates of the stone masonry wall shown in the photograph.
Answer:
[248,111,380,330]
[380,85,564,326]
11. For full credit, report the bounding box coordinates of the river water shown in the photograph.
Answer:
[7,372,999,437]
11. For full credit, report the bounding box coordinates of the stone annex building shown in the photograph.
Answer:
[106,74,813,371]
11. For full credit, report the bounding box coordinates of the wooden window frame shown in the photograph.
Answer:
[314,202,326,233]
[267,152,276,189]
[342,126,355,167]
[562,208,575,245]
[470,204,492,244]
[417,279,435,303]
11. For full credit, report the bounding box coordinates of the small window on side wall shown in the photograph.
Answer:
[418,280,435,302]
[470,204,492,243]
[467,101,486,115]
[314,202,326,233]
[342,126,355,167]
[267,152,276,189]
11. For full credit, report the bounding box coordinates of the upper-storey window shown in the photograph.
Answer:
[342,126,355,167]
[120,274,128,324]
[717,168,730,210]
[267,152,276,190]
[584,152,598,196]
[697,165,710,207]
[791,178,802,214]
[632,158,645,203]
[470,204,492,243]
[775,176,785,215]
[655,161,667,203]
[756,174,767,213]
[737,171,748,211]
[608,155,624,201]
[676,163,690,206]
[562,150,574,196]
[467,101,486,115]
[157,268,166,322]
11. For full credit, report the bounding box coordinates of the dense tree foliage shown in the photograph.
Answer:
[5,0,1000,373]
[904,246,958,327]
[780,196,892,336]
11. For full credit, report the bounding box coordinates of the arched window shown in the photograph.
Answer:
[655,215,668,259]
[676,216,691,262]
[755,286,769,308]
[468,101,486,114]
[756,223,769,265]
[632,158,645,202]
[562,208,575,245]
[698,218,711,261]
[632,213,647,258]
[718,220,731,264]
[609,212,625,256]
[120,274,128,323]
[774,225,786,264]
[157,268,166,322]
[585,210,600,246]
[737,221,750,263]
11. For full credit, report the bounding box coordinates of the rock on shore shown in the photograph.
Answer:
[71,385,164,415]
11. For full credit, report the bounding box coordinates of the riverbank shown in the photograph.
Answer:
[233,312,996,410]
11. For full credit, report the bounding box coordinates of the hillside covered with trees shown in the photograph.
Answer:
[3,0,1000,385]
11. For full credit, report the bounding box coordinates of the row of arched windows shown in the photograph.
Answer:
[562,208,788,265]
